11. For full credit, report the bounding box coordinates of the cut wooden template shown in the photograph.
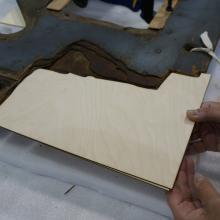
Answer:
[0,69,210,189]
[0,0,25,27]
[149,0,178,30]
[47,0,71,11]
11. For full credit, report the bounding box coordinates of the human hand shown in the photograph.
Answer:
[167,158,220,220]
[187,102,220,154]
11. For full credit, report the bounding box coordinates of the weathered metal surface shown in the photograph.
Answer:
[0,0,219,103]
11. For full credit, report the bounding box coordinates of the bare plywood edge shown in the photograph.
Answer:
[149,0,178,30]
[0,69,210,189]
[47,0,71,11]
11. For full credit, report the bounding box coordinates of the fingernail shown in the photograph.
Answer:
[187,110,200,116]
[194,174,205,186]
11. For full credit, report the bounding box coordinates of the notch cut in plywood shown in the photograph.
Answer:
[47,0,71,11]
[0,69,210,189]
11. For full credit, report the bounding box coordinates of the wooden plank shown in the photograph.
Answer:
[47,0,71,11]
[0,69,210,189]
[149,0,178,30]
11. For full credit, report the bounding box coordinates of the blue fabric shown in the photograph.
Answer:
[100,0,155,23]
[101,0,142,11]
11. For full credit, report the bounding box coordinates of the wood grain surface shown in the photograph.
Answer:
[47,0,71,11]
[0,69,210,189]
[149,0,178,30]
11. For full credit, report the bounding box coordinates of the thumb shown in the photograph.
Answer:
[194,174,219,205]
[187,106,220,122]
[187,109,206,122]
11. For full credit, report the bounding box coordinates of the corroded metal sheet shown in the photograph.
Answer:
[0,0,219,103]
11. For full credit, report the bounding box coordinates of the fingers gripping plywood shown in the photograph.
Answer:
[0,69,210,189]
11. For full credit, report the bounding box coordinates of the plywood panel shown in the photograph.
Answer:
[0,69,210,189]
[47,0,71,11]
[149,0,178,30]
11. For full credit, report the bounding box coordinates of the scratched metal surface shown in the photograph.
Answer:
[0,0,219,107]
[0,0,220,77]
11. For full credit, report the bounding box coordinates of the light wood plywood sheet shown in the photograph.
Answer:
[0,69,210,189]
[47,0,71,11]
[149,0,178,30]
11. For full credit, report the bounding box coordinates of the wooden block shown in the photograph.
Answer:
[149,0,178,30]
[0,69,210,189]
[47,0,71,11]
